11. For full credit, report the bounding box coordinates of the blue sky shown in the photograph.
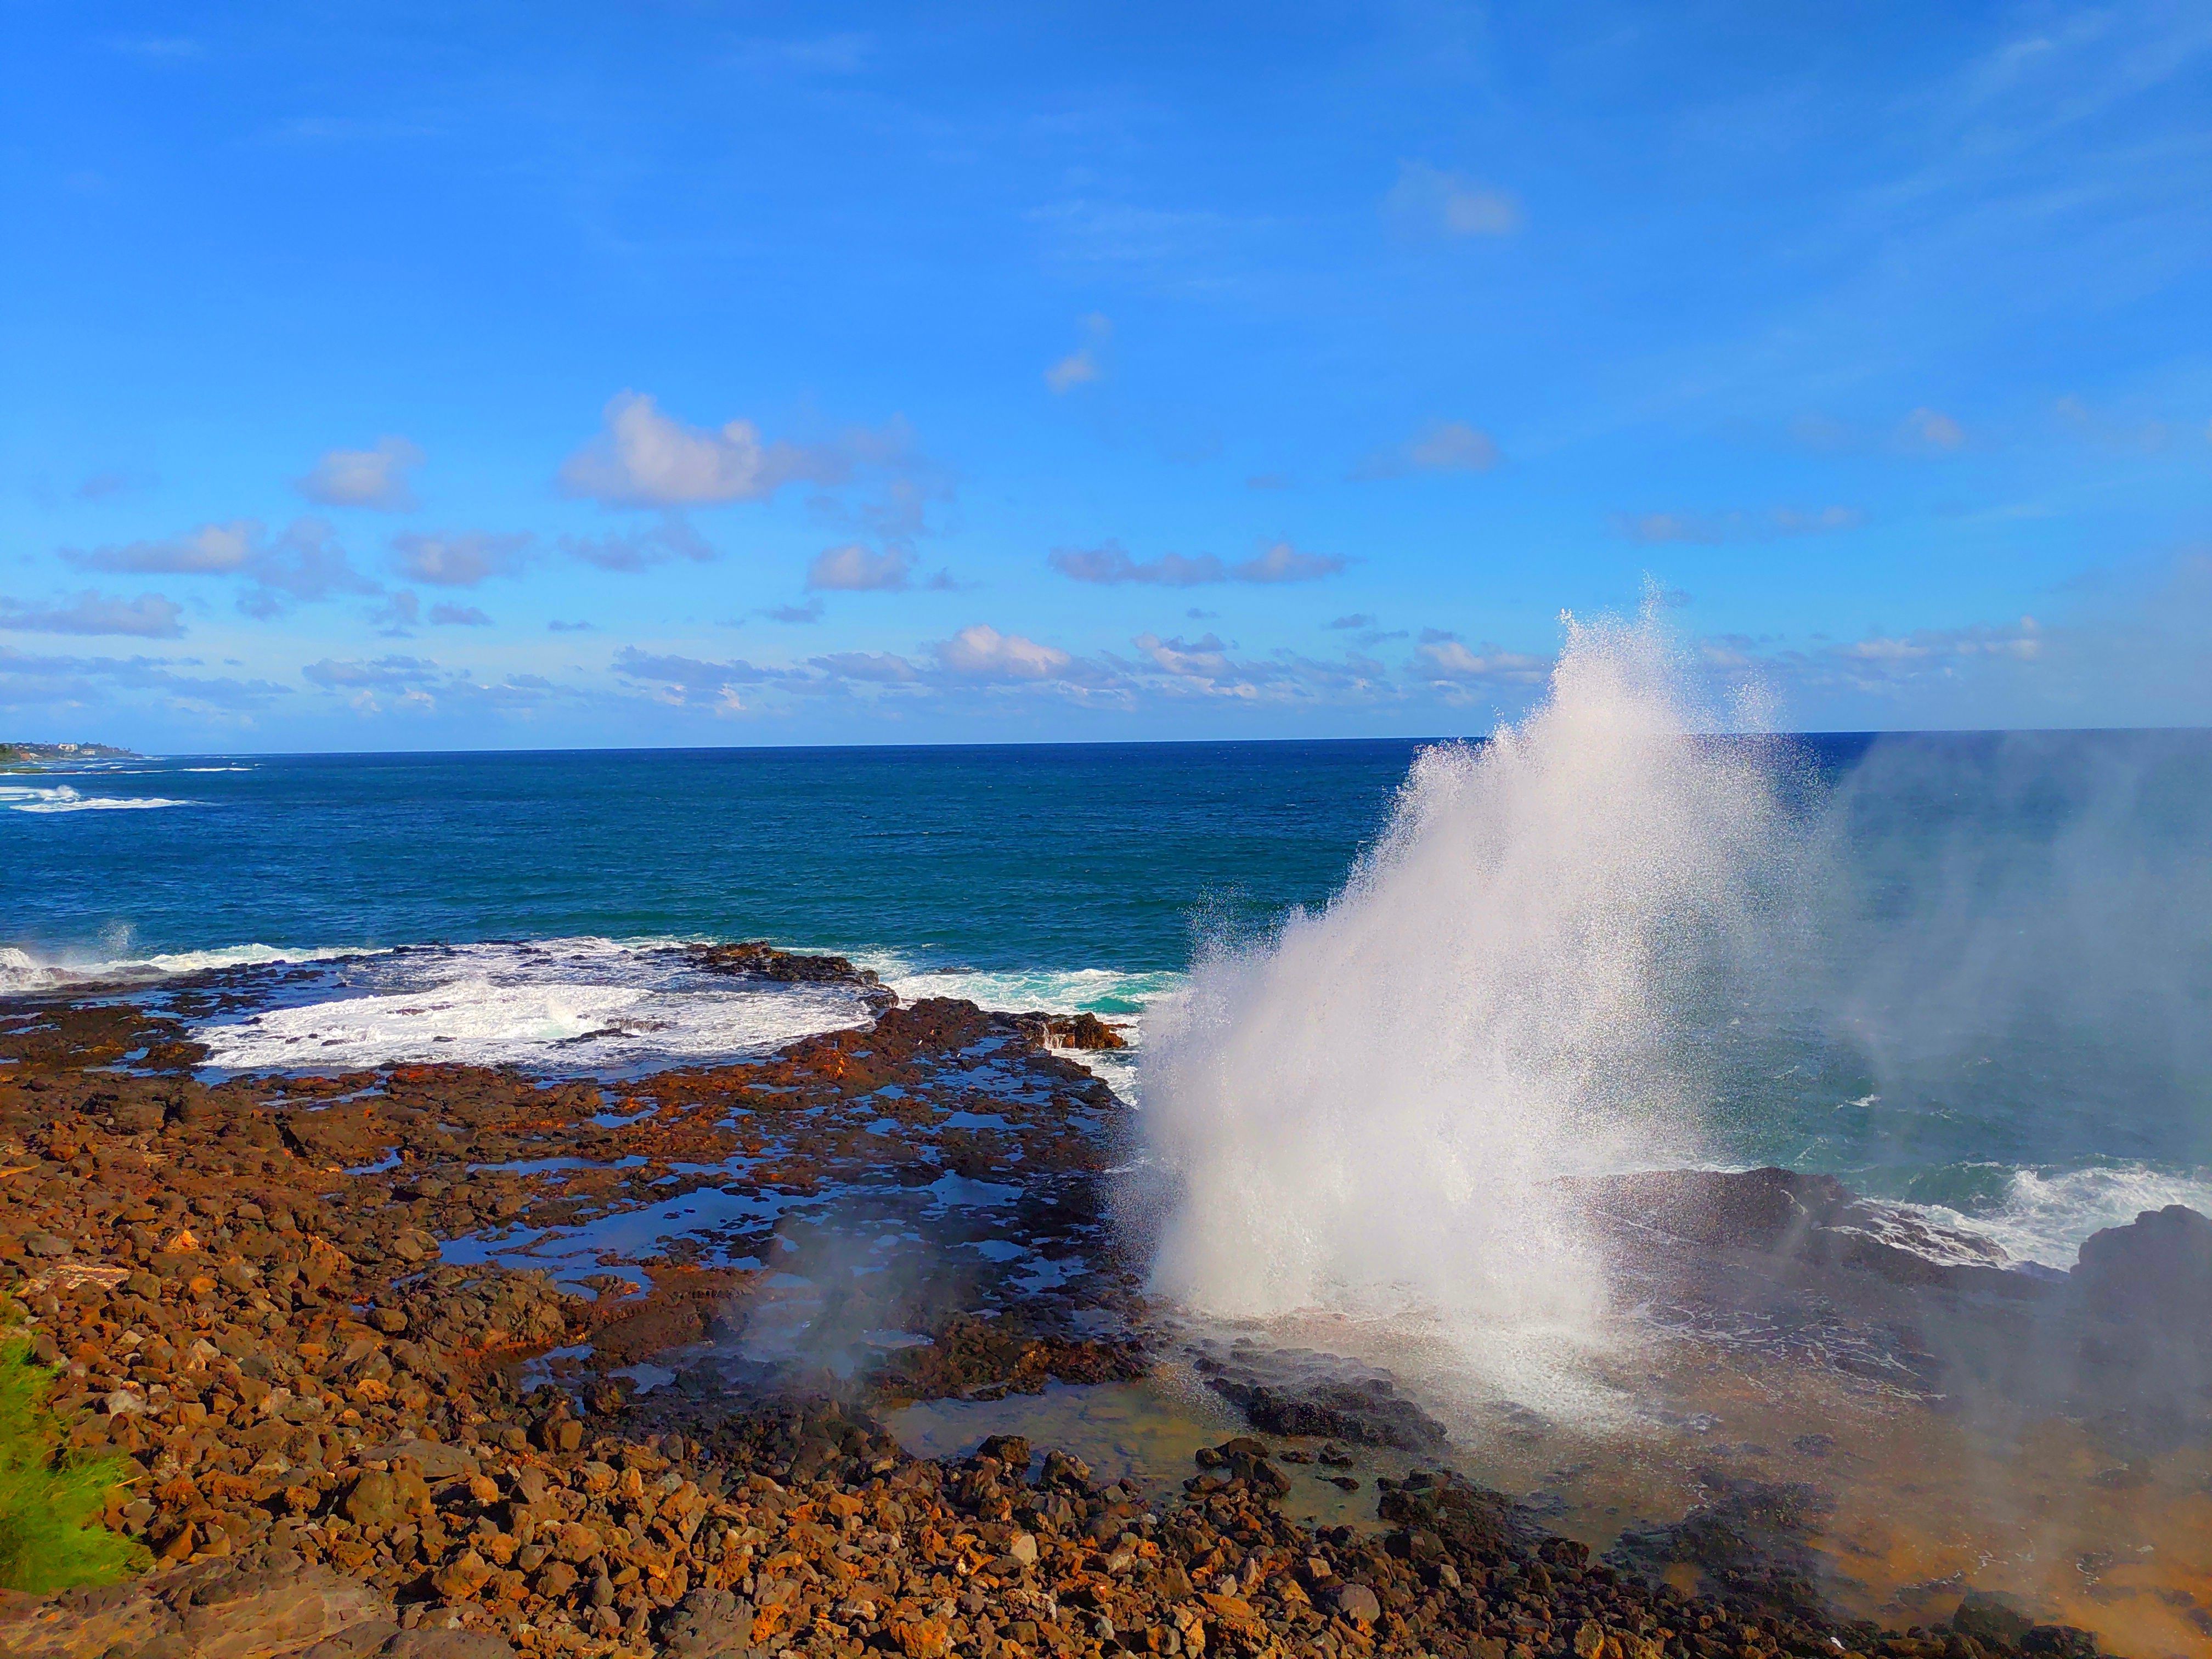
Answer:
[3,1,2209,749]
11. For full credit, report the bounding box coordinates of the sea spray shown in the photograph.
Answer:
[1139,613,1782,1376]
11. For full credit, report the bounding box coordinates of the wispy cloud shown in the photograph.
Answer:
[0,645,290,713]
[1899,407,1966,452]
[560,515,714,571]
[1413,634,1550,684]
[726,32,874,75]
[612,646,778,709]
[2053,393,2177,453]
[1352,420,1500,479]
[1612,505,1866,544]
[806,544,913,592]
[1046,313,1112,394]
[391,531,534,587]
[0,590,185,638]
[303,654,442,690]
[809,650,916,682]
[1049,538,1344,586]
[1382,161,1524,239]
[63,518,376,616]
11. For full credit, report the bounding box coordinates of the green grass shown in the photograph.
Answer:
[0,1331,146,1593]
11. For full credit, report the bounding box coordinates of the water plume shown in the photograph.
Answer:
[1139,611,1781,1374]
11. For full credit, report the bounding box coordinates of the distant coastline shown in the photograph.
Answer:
[0,740,137,770]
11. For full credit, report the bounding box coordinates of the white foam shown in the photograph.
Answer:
[192,938,873,1072]
[0,941,365,993]
[0,948,74,993]
[0,784,189,813]
[1917,1163,2212,1269]
[865,958,1172,1103]
[870,960,1178,1019]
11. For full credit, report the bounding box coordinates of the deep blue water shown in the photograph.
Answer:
[0,740,1428,971]
[4,732,2209,1263]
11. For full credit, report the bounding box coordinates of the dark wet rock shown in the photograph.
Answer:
[875,1312,1146,1402]
[685,940,895,1007]
[2073,1203,2212,1319]
[1575,1166,2019,1290]
[1605,1471,1837,1624]
[1953,1590,2037,1645]
[1193,1345,1453,1452]
[1190,1437,1291,1499]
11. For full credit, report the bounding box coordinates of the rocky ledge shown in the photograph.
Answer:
[0,951,2131,1659]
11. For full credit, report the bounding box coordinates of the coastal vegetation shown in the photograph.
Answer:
[0,1322,144,1592]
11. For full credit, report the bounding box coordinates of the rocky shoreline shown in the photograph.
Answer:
[0,947,2142,1659]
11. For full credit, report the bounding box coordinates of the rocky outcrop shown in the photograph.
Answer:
[1571,1166,2017,1291]
[681,943,894,1010]
[999,1012,1128,1051]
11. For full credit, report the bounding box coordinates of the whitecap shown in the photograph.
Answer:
[1916,1163,2212,1269]
[0,941,368,992]
[191,937,875,1073]
[0,784,189,814]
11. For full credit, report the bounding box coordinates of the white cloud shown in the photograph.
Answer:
[391,531,534,587]
[811,650,917,682]
[67,521,256,575]
[806,544,914,591]
[430,603,491,627]
[1049,538,1344,586]
[64,518,376,616]
[296,436,425,510]
[558,392,853,508]
[1045,313,1111,394]
[1414,637,1551,684]
[935,624,1074,681]
[1383,161,1524,238]
[302,654,442,690]
[611,646,778,710]
[0,590,185,638]
[1236,540,1346,583]
[1840,617,2042,665]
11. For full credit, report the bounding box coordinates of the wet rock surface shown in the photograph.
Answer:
[1188,1347,1452,1455]
[0,956,2142,1658]
[1576,1165,2212,1443]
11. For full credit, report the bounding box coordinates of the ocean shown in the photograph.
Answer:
[5,729,2210,1271]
